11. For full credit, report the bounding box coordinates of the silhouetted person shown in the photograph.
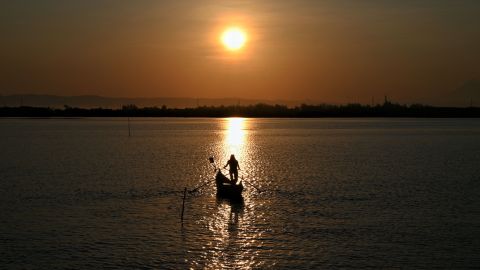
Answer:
[224,154,240,183]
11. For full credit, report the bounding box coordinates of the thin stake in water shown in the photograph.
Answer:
[128,117,131,137]
[181,187,187,222]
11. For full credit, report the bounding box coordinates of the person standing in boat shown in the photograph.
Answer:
[224,154,241,183]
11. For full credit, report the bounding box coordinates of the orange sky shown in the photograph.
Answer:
[1,1,479,104]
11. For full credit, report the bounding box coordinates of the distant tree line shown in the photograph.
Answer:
[0,101,479,118]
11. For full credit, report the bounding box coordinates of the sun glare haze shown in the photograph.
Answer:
[221,27,247,51]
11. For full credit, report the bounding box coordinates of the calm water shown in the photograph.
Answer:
[1,118,480,269]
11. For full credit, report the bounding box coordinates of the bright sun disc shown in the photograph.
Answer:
[221,27,247,51]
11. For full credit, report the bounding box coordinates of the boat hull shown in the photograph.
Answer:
[215,170,243,198]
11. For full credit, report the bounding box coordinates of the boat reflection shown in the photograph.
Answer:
[216,197,245,231]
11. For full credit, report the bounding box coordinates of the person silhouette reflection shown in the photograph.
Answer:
[223,154,241,184]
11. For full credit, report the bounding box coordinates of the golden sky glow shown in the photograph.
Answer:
[1,1,479,105]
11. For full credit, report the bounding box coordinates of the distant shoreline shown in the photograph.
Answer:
[1,103,479,118]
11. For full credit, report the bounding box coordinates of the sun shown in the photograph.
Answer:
[221,27,247,51]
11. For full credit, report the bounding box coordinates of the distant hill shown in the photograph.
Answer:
[0,95,300,108]
[453,80,480,106]
[2,81,479,108]
[435,79,480,107]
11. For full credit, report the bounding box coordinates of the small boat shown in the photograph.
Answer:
[215,169,243,198]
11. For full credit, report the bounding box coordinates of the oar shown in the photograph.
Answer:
[220,168,264,193]
[189,179,215,194]
[189,157,218,194]
[241,176,264,193]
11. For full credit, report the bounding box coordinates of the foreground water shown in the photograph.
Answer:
[0,118,479,269]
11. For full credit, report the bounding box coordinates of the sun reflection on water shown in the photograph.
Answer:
[188,118,266,269]
[225,118,246,158]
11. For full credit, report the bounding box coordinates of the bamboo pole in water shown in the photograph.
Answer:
[181,187,187,222]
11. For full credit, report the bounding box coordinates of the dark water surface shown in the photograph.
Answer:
[1,118,480,269]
